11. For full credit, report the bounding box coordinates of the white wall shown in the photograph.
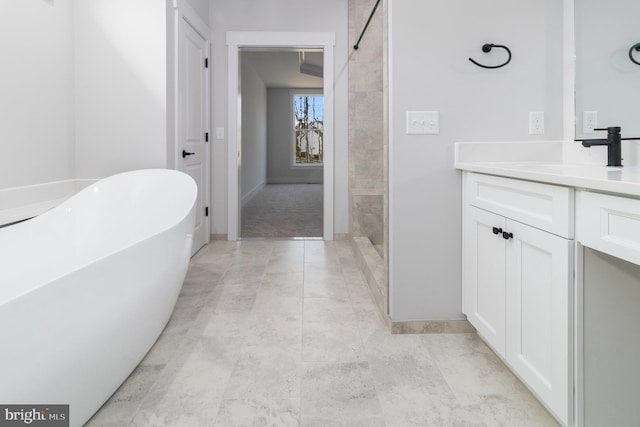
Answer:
[185,0,209,23]
[209,0,349,236]
[240,56,267,201]
[74,0,167,179]
[388,0,565,321]
[0,0,75,189]
[267,88,323,184]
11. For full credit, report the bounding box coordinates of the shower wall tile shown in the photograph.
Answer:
[351,179,385,194]
[353,91,384,123]
[356,69,384,94]
[349,0,386,317]
[352,147,383,181]
[352,119,384,149]
[352,194,384,246]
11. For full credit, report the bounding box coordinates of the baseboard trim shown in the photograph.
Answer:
[241,181,266,207]
[211,234,228,241]
[390,320,475,334]
[349,236,474,335]
[267,177,323,184]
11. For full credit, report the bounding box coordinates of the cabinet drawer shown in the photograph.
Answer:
[576,191,640,266]
[464,172,574,238]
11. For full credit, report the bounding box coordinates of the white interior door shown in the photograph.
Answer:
[178,8,210,255]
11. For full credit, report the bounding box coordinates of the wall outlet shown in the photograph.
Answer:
[583,111,597,134]
[529,111,545,135]
[406,111,439,134]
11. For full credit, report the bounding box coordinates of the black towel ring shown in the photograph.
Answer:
[629,43,640,66]
[469,43,512,69]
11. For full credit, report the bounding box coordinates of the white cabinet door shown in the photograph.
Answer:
[505,220,573,426]
[464,206,507,356]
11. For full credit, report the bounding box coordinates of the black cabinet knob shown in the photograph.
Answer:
[492,227,503,235]
[502,231,513,240]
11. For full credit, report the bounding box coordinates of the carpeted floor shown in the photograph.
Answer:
[241,184,323,238]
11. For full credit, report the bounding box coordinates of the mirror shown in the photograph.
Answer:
[574,0,640,139]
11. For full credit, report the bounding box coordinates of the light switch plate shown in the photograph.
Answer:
[216,127,225,139]
[407,111,439,134]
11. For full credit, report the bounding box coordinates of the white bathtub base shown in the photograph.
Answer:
[0,170,196,427]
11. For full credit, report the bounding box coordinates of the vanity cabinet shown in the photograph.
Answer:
[462,172,574,425]
[463,206,507,353]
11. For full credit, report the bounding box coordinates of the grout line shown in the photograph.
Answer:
[299,240,307,409]
[301,239,307,339]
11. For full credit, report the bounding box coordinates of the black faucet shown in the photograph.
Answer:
[578,127,640,167]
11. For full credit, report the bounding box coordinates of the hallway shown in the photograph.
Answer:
[87,240,558,426]
[241,184,323,238]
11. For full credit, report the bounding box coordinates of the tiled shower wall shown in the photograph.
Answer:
[348,0,386,249]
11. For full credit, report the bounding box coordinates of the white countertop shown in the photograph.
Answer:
[454,141,640,197]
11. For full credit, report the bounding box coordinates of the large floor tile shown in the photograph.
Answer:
[303,297,356,322]
[223,354,301,400]
[302,320,364,363]
[303,276,350,299]
[88,240,559,427]
[206,284,258,313]
[213,398,300,427]
[266,246,305,274]
[132,337,234,425]
[85,364,164,426]
[300,362,385,426]
[242,312,303,357]
[252,272,304,315]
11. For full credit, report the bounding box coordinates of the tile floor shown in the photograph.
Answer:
[86,240,559,426]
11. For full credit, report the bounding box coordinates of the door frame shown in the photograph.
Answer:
[170,0,211,248]
[226,31,335,241]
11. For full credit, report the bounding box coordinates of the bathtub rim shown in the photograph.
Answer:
[0,169,197,307]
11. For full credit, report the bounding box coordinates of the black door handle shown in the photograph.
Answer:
[182,150,195,158]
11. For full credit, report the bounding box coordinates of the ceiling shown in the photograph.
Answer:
[241,50,323,88]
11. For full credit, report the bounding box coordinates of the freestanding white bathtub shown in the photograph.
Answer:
[0,169,197,426]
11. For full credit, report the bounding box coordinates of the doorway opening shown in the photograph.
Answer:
[226,32,335,241]
[239,49,324,238]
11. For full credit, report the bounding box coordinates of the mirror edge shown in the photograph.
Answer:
[563,0,575,143]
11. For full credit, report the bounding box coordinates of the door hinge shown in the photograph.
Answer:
[205,132,209,142]
[205,58,209,68]
[205,206,209,217]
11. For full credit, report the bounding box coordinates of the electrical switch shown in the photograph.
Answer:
[406,111,439,135]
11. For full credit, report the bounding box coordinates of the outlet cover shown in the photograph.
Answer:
[407,111,439,135]
[529,111,545,135]
[583,111,597,134]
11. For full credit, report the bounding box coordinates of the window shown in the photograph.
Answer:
[293,93,323,165]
